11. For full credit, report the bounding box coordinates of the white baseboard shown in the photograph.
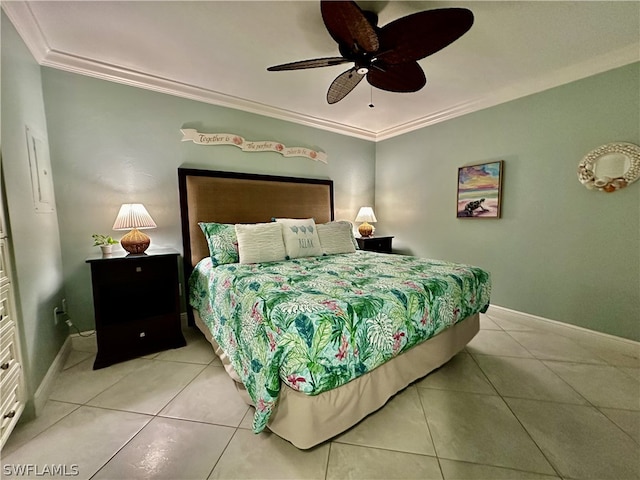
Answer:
[487,304,639,346]
[33,335,72,416]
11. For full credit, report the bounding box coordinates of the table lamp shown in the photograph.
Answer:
[112,203,157,254]
[355,206,377,237]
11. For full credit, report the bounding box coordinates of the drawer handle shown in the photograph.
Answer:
[4,410,15,419]
[0,362,9,370]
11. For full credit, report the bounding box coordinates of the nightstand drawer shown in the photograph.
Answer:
[357,236,394,253]
[95,279,177,325]
[90,256,173,284]
[95,314,183,368]
[368,238,392,252]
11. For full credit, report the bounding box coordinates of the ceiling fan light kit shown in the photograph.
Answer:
[267,1,474,104]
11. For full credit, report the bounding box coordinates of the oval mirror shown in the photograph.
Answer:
[578,142,640,192]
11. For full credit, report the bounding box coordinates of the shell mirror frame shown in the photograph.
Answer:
[578,142,640,193]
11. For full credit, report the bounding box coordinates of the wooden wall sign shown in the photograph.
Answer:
[180,129,328,164]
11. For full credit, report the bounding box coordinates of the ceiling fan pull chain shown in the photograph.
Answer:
[369,86,375,108]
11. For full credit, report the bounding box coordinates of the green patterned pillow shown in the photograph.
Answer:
[198,222,239,266]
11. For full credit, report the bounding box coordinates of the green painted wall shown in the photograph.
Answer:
[376,63,640,340]
[41,68,375,332]
[1,12,68,415]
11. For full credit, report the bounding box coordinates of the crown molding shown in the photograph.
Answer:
[376,43,640,141]
[5,1,638,143]
[39,49,379,141]
[2,2,50,61]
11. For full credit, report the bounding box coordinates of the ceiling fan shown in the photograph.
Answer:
[267,1,474,104]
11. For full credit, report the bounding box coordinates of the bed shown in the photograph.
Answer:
[178,168,491,449]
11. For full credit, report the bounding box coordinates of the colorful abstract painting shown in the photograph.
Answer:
[457,161,503,218]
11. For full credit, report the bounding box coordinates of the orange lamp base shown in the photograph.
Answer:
[358,222,374,238]
[120,228,151,255]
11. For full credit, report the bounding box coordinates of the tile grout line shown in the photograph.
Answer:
[87,415,154,480]
[83,351,211,480]
[486,313,639,367]
[155,346,249,479]
[435,455,565,479]
[497,396,565,479]
[474,321,640,473]
[485,308,640,347]
[0,401,82,458]
[56,345,215,478]
[593,405,640,447]
[324,441,332,480]
[330,439,439,458]
[204,424,238,479]
[467,351,605,409]
[466,350,564,479]
[500,328,610,366]
[416,376,557,479]
[479,320,640,474]
[415,384,444,462]
[95,351,239,478]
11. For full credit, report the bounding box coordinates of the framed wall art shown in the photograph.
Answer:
[457,160,503,218]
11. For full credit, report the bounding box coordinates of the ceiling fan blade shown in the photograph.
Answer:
[376,8,474,64]
[327,67,366,104]
[267,57,350,71]
[321,1,379,54]
[367,61,426,92]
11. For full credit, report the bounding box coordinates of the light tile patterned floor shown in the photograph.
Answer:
[2,309,639,480]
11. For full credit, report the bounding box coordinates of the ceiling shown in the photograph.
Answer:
[4,1,639,141]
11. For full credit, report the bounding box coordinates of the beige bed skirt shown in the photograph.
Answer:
[194,310,479,449]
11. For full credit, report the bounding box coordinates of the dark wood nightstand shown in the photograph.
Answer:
[356,236,394,253]
[86,248,186,369]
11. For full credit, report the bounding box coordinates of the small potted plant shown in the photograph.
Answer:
[92,234,118,255]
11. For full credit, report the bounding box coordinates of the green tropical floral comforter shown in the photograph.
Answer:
[189,251,491,433]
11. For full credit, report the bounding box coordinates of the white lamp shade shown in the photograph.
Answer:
[355,207,377,223]
[112,204,157,230]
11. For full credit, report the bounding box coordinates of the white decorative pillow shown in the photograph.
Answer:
[274,218,322,259]
[235,222,286,264]
[317,221,357,255]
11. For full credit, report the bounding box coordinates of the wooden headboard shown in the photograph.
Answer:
[178,168,334,278]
